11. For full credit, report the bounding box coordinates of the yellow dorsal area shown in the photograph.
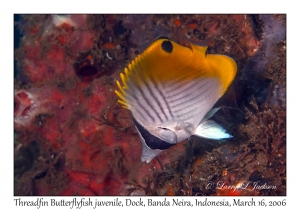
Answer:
[205,53,237,96]
[115,38,237,106]
[134,39,206,84]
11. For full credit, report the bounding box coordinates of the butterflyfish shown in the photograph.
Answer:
[115,37,237,163]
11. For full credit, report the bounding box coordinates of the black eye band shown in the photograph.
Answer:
[132,117,175,150]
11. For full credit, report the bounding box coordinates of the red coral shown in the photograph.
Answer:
[69,31,95,52]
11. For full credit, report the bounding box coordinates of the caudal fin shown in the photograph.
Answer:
[194,119,232,140]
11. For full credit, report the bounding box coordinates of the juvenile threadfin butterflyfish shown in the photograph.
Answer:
[115,37,237,163]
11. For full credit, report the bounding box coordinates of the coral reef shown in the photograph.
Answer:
[14,14,286,195]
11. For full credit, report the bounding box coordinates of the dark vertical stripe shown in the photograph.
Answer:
[148,75,174,119]
[177,107,200,120]
[141,78,166,122]
[127,89,156,123]
[172,81,213,114]
[134,78,163,122]
[134,102,151,123]
[129,60,164,123]
[167,79,208,103]
[134,60,169,123]
[125,62,161,123]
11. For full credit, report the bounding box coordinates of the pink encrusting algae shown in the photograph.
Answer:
[14,14,286,196]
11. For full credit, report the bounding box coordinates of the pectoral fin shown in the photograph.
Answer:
[201,107,220,122]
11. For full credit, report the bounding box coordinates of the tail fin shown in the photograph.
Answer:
[194,107,232,140]
[194,119,232,140]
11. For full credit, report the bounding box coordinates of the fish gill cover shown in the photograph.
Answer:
[14,14,286,196]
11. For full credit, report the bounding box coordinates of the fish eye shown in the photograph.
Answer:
[161,40,173,53]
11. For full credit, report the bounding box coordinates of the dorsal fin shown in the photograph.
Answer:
[153,35,170,42]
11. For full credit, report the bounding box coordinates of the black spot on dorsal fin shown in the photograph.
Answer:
[142,36,170,54]
[161,40,173,53]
